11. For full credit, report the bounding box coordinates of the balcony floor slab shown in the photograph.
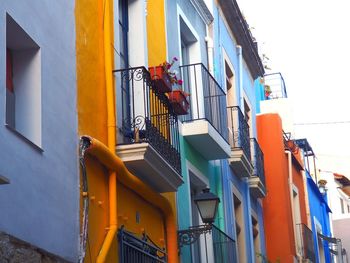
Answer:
[229,148,253,178]
[249,176,266,198]
[116,142,183,193]
[181,119,231,160]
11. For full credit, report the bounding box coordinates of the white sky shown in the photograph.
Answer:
[236,0,350,176]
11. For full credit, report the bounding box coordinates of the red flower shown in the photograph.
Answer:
[177,79,183,85]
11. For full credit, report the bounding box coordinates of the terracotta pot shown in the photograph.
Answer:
[149,66,172,93]
[168,90,190,115]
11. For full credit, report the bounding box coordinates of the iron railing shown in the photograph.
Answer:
[113,66,181,174]
[179,63,228,142]
[118,227,167,263]
[297,223,315,262]
[212,225,237,263]
[264,72,287,99]
[250,138,265,186]
[227,106,251,161]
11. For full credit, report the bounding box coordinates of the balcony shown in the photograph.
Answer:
[227,106,252,178]
[249,138,266,198]
[114,66,183,193]
[212,225,237,262]
[297,223,315,262]
[180,224,237,262]
[179,63,230,160]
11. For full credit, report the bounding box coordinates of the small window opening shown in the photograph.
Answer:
[6,13,41,146]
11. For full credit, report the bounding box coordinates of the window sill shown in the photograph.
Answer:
[5,124,43,153]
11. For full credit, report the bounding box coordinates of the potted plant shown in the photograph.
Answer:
[264,84,272,99]
[149,57,180,93]
[168,88,190,115]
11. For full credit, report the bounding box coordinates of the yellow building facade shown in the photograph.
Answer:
[76,0,179,262]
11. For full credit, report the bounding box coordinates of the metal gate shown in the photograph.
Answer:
[118,227,167,263]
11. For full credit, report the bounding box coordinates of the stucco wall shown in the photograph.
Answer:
[306,173,332,263]
[213,4,264,262]
[257,114,296,262]
[333,218,350,258]
[0,2,78,261]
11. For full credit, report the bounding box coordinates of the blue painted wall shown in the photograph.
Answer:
[254,78,265,114]
[0,2,78,261]
[306,171,332,263]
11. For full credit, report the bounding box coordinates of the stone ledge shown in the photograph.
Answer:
[0,232,70,263]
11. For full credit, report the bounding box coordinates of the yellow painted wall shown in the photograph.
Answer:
[146,0,179,253]
[146,0,178,231]
[147,0,167,67]
[118,182,166,248]
[76,0,113,261]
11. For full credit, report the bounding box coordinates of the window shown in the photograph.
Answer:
[244,99,251,126]
[188,168,208,263]
[292,187,302,256]
[251,216,261,257]
[6,14,41,146]
[233,192,246,263]
[340,199,345,214]
[225,60,235,107]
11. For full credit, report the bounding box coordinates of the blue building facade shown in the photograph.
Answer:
[296,139,333,263]
[0,2,79,262]
[306,171,333,263]
[212,3,266,262]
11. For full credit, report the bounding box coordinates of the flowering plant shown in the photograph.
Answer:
[264,84,272,98]
[161,57,183,86]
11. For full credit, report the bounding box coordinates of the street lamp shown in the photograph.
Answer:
[178,188,220,248]
[318,179,328,195]
[194,188,220,224]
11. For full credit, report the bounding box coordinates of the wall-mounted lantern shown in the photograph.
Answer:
[177,188,220,248]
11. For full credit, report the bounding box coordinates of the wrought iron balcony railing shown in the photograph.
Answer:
[297,223,315,262]
[227,106,251,161]
[118,227,167,263]
[264,72,287,99]
[250,138,265,186]
[212,225,237,263]
[113,66,181,174]
[179,63,228,142]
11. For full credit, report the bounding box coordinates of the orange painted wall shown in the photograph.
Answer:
[257,113,296,262]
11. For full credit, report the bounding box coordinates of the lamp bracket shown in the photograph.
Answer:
[178,224,212,248]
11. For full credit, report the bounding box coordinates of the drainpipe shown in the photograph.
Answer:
[237,45,244,111]
[285,150,302,262]
[82,136,178,263]
[96,0,117,261]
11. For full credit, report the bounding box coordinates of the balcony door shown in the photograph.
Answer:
[178,15,203,121]
[187,167,214,263]
[118,0,131,138]
[225,58,237,148]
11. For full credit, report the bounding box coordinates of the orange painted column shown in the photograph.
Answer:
[257,114,296,262]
